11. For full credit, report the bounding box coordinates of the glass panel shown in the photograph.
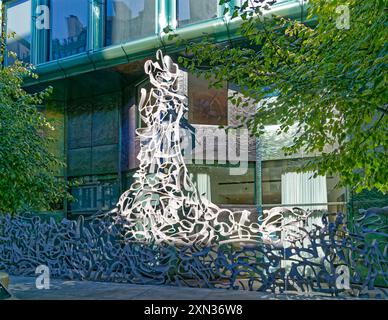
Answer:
[281,171,328,211]
[69,178,119,213]
[189,165,255,205]
[105,0,156,46]
[188,73,228,125]
[68,148,92,177]
[326,175,347,212]
[67,98,119,177]
[6,0,31,64]
[92,144,119,175]
[51,0,88,60]
[262,159,346,213]
[177,0,219,27]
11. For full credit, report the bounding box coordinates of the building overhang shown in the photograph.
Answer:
[23,1,312,87]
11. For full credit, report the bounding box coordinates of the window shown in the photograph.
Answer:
[105,0,156,46]
[261,159,346,212]
[189,164,255,205]
[51,0,89,60]
[257,109,346,213]
[136,80,155,128]
[67,98,119,177]
[188,73,228,125]
[177,0,219,27]
[6,0,31,64]
[69,176,119,214]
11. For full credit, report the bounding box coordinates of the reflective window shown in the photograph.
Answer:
[136,80,155,128]
[189,164,255,205]
[262,159,346,213]
[6,0,31,64]
[105,0,156,46]
[188,73,228,125]
[69,177,119,214]
[177,0,219,27]
[51,0,88,60]
[67,98,119,177]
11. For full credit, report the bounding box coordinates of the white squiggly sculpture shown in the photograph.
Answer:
[117,50,312,247]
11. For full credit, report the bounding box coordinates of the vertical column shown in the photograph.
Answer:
[92,0,104,50]
[167,0,177,30]
[255,135,263,216]
[63,79,69,217]
[255,100,263,217]
[33,0,50,64]
[157,0,168,34]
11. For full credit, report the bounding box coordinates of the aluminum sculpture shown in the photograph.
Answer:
[116,50,313,247]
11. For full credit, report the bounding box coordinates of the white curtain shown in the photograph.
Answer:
[280,171,327,274]
[281,171,328,211]
[190,173,212,201]
[197,173,212,201]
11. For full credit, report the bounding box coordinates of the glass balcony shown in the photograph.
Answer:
[3,0,299,68]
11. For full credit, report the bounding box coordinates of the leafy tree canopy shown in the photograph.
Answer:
[173,0,387,193]
[0,8,68,214]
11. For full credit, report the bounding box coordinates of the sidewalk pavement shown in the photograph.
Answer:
[7,276,370,300]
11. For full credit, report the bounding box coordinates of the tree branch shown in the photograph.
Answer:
[377,105,388,114]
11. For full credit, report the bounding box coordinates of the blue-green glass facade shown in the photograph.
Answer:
[3,0,304,72]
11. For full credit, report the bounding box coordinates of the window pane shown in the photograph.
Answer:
[51,0,88,60]
[136,81,154,128]
[67,98,119,177]
[177,0,219,27]
[326,175,347,213]
[105,0,156,46]
[188,73,228,125]
[189,165,255,205]
[7,0,31,64]
[69,178,119,213]
[262,159,346,213]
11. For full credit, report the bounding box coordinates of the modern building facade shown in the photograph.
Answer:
[1,0,387,222]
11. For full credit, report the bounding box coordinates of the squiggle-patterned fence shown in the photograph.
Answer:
[0,208,387,298]
[0,51,387,298]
